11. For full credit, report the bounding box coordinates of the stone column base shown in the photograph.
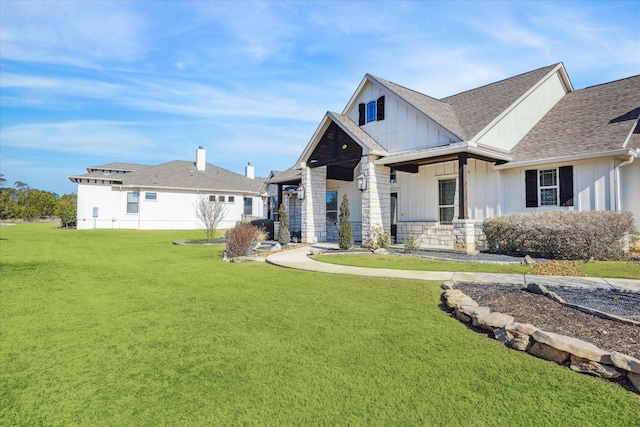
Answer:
[453,219,479,255]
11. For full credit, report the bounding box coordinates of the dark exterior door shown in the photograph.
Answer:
[390,192,398,243]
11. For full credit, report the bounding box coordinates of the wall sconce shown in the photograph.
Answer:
[297,184,305,200]
[357,169,368,191]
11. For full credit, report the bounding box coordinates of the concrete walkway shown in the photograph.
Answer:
[266,243,640,292]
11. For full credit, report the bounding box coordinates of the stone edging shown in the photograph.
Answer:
[441,280,640,394]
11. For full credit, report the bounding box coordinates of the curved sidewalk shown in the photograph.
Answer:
[266,243,640,292]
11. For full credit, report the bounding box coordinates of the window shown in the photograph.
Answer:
[228,196,235,203]
[390,169,397,183]
[244,197,253,215]
[438,179,457,224]
[539,169,557,206]
[209,195,216,202]
[358,96,385,125]
[366,101,376,123]
[326,191,338,225]
[218,195,226,202]
[127,192,139,213]
[145,192,157,200]
[525,166,573,207]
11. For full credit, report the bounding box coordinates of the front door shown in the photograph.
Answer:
[390,192,398,243]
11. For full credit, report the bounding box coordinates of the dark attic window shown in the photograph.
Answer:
[358,95,385,126]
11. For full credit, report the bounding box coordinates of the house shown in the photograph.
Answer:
[266,63,640,252]
[69,147,264,230]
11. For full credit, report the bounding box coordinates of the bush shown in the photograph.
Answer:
[251,218,274,240]
[277,204,290,245]
[402,235,421,253]
[225,224,261,258]
[483,211,635,260]
[338,194,353,250]
[369,226,392,249]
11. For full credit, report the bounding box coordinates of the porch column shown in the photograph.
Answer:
[458,153,468,220]
[361,156,390,247]
[454,153,478,253]
[301,165,326,244]
[277,184,283,219]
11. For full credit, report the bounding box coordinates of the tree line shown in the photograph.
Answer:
[0,175,77,227]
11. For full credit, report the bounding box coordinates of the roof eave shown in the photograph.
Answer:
[494,148,639,170]
[374,142,512,165]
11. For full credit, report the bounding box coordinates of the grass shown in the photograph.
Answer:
[1,224,639,426]
[312,253,640,279]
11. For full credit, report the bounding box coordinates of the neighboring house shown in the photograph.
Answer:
[266,63,640,252]
[69,147,264,230]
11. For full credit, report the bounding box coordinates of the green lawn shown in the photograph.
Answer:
[1,224,638,426]
[312,253,640,279]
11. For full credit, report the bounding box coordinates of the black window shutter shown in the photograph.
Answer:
[358,103,365,126]
[559,166,574,206]
[525,169,538,207]
[377,96,385,121]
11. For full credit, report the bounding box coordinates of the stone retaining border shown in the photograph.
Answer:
[441,280,640,394]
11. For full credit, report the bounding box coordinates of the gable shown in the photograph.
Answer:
[441,63,566,141]
[340,78,459,153]
[509,75,640,164]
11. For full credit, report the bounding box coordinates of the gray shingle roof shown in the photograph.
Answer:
[440,63,561,140]
[264,166,302,184]
[72,161,263,194]
[510,75,640,162]
[369,75,465,140]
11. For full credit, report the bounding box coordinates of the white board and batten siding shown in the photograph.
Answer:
[392,159,500,222]
[347,82,455,153]
[620,161,640,230]
[76,182,262,230]
[326,178,363,222]
[500,158,618,215]
[474,71,568,151]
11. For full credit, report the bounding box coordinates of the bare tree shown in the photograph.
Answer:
[196,196,229,242]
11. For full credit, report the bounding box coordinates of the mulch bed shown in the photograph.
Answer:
[453,283,640,360]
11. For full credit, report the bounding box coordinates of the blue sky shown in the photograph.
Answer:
[1,0,639,196]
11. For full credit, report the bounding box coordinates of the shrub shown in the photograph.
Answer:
[277,203,290,245]
[402,235,421,253]
[225,224,261,258]
[369,226,392,249]
[338,194,353,250]
[483,211,635,260]
[251,218,274,240]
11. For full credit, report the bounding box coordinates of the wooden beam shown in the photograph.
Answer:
[458,153,468,220]
[327,165,354,181]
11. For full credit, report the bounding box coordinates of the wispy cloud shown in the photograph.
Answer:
[0,1,148,66]
[0,121,156,157]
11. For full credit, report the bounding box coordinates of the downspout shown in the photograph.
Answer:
[614,154,636,211]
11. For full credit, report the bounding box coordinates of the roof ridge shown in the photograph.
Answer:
[440,63,561,101]
[368,74,444,104]
[575,74,640,92]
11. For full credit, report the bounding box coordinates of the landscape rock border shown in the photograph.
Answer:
[441,280,640,394]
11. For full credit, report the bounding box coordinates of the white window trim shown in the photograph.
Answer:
[326,189,338,226]
[365,100,376,124]
[438,177,458,225]
[538,168,559,207]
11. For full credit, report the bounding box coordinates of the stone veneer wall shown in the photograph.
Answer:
[396,220,487,251]
[301,166,327,244]
[361,157,390,247]
[396,222,455,247]
[326,222,362,243]
[442,282,640,394]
